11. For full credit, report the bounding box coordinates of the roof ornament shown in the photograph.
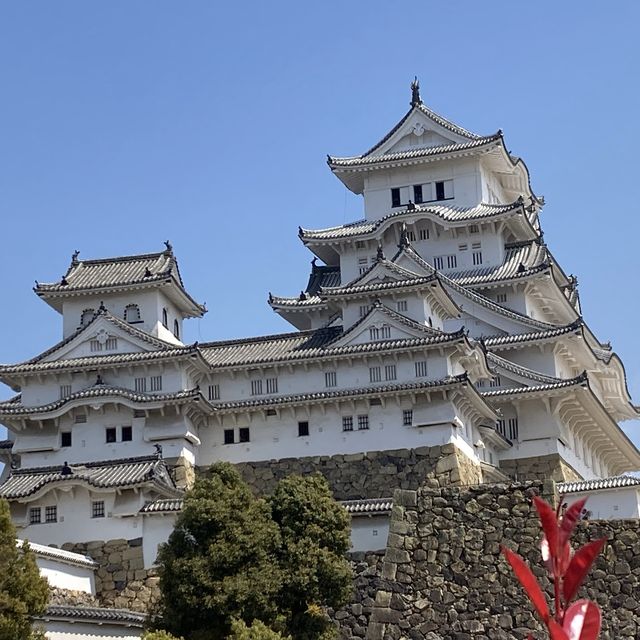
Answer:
[376,243,385,262]
[407,200,416,211]
[398,223,410,249]
[95,374,104,385]
[60,275,68,286]
[299,291,307,301]
[98,301,107,313]
[71,250,80,265]
[60,461,73,476]
[163,240,173,255]
[410,76,422,106]
[311,257,318,270]
[517,263,526,273]
[144,267,152,277]
[154,443,163,459]
[373,298,382,308]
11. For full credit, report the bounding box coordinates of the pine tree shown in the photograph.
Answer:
[0,498,49,640]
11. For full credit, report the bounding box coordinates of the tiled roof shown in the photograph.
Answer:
[0,385,208,417]
[483,320,583,348]
[342,497,393,515]
[269,294,327,308]
[328,134,501,168]
[305,264,341,294]
[487,352,562,385]
[323,274,439,298]
[0,455,180,499]
[140,498,184,513]
[16,539,98,568]
[449,240,550,287]
[557,476,640,494]
[199,325,463,369]
[41,605,145,627]
[300,200,526,241]
[35,247,205,315]
[213,374,471,411]
[480,372,588,399]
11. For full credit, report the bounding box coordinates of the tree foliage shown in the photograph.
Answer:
[153,464,352,640]
[0,498,50,640]
[143,632,184,640]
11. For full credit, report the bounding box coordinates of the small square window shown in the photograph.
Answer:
[342,416,353,432]
[396,300,408,312]
[91,501,105,518]
[45,505,57,523]
[224,429,235,445]
[496,293,507,303]
[29,507,41,525]
[266,409,277,416]
[403,410,413,426]
[357,415,369,430]
[61,432,72,448]
[74,414,87,424]
[298,421,309,437]
[239,427,250,443]
[121,426,132,442]
[105,427,117,443]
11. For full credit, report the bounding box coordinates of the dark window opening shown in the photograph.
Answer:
[174,319,180,339]
[413,185,423,204]
[106,427,117,443]
[162,308,168,329]
[224,429,235,445]
[391,188,401,208]
[298,421,309,437]
[45,505,57,523]
[121,426,132,442]
[92,501,105,518]
[435,181,445,201]
[29,507,41,525]
[239,427,250,443]
[61,432,72,448]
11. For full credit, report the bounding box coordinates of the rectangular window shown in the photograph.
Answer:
[407,230,416,242]
[357,415,369,430]
[458,243,468,252]
[391,188,401,208]
[415,361,428,378]
[29,507,41,525]
[358,257,369,275]
[251,380,263,396]
[413,184,423,204]
[91,501,105,519]
[472,251,483,266]
[469,224,479,234]
[266,409,277,416]
[133,409,145,418]
[106,427,117,443]
[45,505,57,523]
[150,376,163,392]
[298,421,309,437]
[266,378,278,394]
[208,384,220,401]
[396,300,408,312]
[419,228,429,240]
[403,409,413,426]
[471,241,482,250]
[74,414,87,424]
[446,254,457,269]
[508,418,519,440]
[134,377,147,393]
[325,371,337,388]
[239,427,250,443]
[369,366,382,383]
[369,327,380,341]
[90,340,102,352]
[385,364,397,381]
[433,256,444,270]
[380,325,391,339]
[60,385,72,399]
[356,241,366,249]
[496,293,508,303]
[490,376,502,388]
[359,304,370,318]
[224,429,235,445]
[105,337,118,351]
[61,432,72,448]
[121,426,132,442]
[342,416,353,432]
[369,398,382,406]
[435,181,446,201]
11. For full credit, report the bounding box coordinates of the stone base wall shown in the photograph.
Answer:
[228,445,482,500]
[63,538,159,613]
[499,454,582,483]
[366,481,640,640]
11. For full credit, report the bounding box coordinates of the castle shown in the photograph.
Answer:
[1,80,639,573]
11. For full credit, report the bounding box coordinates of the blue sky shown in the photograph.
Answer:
[1,2,639,447]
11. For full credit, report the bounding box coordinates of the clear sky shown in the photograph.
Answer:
[1,2,639,449]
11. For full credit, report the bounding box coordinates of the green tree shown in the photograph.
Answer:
[143,632,184,640]
[154,463,282,640]
[269,474,352,640]
[229,619,290,640]
[0,498,49,640]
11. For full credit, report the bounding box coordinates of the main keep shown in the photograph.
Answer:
[1,82,638,562]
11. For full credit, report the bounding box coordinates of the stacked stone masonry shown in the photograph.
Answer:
[231,445,482,500]
[365,480,640,640]
[499,455,583,483]
[62,537,159,613]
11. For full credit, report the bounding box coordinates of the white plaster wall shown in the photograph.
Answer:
[142,513,178,567]
[42,620,142,640]
[350,515,390,552]
[37,557,95,594]
[564,488,640,520]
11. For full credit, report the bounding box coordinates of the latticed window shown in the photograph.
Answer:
[357,415,369,430]
[91,501,105,518]
[208,384,220,400]
[342,416,353,432]
[415,361,428,378]
[433,256,444,270]
[385,365,397,381]
[45,506,57,523]
[497,418,518,441]
[266,378,278,394]
[324,372,337,388]
[60,385,72,398]
[90,340,102,352]
[419,228,429,240]
[134,377,147,392]
[403,410,413,426]
[396,300,407,312]
[489,376,501,388]
[369,327,380,341]
[150,376,163,392]
[29,507,41,525]
[496,293,508,303]
[369,366,381,383]
[105,337,118,350]
[251,380,263,396]
[359,305,370,318]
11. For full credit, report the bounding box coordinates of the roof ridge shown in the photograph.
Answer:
[11,454,162,476]
[72,250,167,266]
[199,327,335,350]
